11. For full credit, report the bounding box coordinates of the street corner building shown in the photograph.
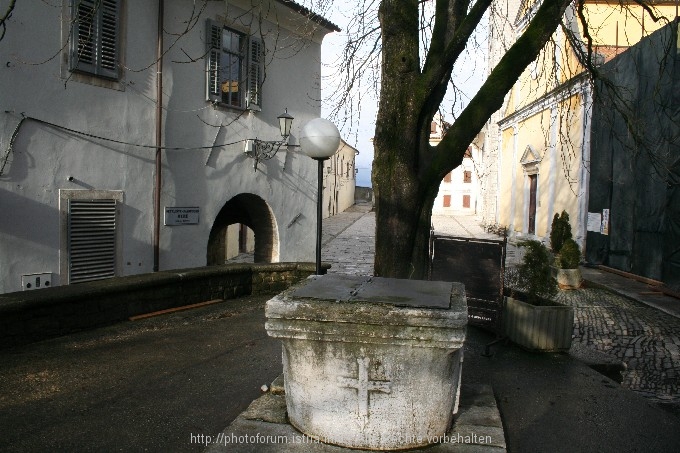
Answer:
[481,0,680,290]
[0,0,345,293]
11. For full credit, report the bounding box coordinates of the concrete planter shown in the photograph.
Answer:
[556,268,583,290]
[504,296,574,352]
[265,275,467,450]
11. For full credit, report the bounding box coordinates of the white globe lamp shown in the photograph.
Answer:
[299,118,341,160]
[299,118,341,274]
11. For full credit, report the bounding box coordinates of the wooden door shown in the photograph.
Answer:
[528,175,537,234]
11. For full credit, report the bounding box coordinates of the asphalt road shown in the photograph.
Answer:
[0,295,282,452]
[3,290,680,453]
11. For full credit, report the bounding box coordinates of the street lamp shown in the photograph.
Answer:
[299,118,341,275]
[244,109,295,171]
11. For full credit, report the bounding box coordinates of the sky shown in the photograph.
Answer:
[318,3,488,187]
[319,4,378,187]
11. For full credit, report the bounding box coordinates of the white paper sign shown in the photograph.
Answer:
[601,209,610,235]
[587,212,602,232]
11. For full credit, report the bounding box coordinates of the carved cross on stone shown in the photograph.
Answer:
[338,357,391,426]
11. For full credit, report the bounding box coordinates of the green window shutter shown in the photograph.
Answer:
[70,0,120,80]
[97,0,120,79]
[206,20,222,102]
[70,0,98,75]
[246,36,263,110]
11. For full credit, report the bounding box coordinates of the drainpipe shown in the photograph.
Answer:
[154,0,164,272]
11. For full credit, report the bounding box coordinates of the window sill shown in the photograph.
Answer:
[62,70,125,92]
[208,100,261,113]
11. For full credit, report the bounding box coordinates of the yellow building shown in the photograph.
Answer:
[488,0,678,246]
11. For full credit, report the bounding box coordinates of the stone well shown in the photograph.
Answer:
[265,274,467,450]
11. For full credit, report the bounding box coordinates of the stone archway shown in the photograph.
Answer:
[207,193,279,265]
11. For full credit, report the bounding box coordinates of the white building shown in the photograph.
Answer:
[0,0,339,293]
[322,139,358,219]
[225,137,357,262]
[430,114,481,215]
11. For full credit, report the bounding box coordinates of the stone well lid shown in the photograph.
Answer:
[291,274,457,309]
[266,275,466,348]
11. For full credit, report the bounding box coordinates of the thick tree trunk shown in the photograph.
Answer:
[371,0,573,279]
[373,120,436,278]
[373,0,432,279]
[373,174,437,279]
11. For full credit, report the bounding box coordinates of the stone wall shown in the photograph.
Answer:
[355,186,375,205]
[0,263,326,349]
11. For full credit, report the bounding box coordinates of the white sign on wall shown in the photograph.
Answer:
[587,212,602,232]
[601,209,610,236]
[164,207,200,225]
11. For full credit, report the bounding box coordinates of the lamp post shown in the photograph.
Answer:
[244,109,295,171]
[299,118,341,275]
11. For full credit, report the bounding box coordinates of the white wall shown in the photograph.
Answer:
[322,140,357,219]
[0,0,336,293]
[432,148,480,214]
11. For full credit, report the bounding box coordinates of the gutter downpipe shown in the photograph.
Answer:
[154,0,164,272]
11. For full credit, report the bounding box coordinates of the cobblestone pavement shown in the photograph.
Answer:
[322,207,680,406]
[556,288,680,403]
[322,207,375,276]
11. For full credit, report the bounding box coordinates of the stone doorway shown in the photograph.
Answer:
[207,193,279,265]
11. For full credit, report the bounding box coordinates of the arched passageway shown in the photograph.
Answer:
[207,193,279,265]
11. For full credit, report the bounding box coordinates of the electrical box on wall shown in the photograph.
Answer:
[21,273,53,291]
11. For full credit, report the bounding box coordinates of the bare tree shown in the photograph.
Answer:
[326,0,573,278]
[325,0,680,279]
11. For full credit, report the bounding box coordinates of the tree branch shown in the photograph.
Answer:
[0,0,17,42]
[426,0,573,183]
[421,0,492,137]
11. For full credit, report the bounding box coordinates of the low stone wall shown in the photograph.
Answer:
[354,186,374,204]
[0,262,326,349]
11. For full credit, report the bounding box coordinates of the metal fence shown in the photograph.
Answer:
[430,235,507,335]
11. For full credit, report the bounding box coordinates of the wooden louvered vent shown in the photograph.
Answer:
[68,199,117,283]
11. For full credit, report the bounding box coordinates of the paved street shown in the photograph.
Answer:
[0,295,282,452]
[1,206,679,452]
[322,203,375,276]
[322,207,680,407]
[557,288,680,404]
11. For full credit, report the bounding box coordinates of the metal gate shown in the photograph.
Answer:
[430,235,507,335]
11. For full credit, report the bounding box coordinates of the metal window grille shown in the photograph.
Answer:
[67,199,118,283]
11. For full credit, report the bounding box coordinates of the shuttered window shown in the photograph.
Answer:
[67,199,118,283]
[443,195,451,208]
[70,0,120,80]
[206,20,263,109]
[246,37,262,108]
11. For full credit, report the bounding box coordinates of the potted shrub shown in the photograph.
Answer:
[504,240,574,352]
[556,238,583,289]
[550,211,572,253]
[550,211,583,289]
